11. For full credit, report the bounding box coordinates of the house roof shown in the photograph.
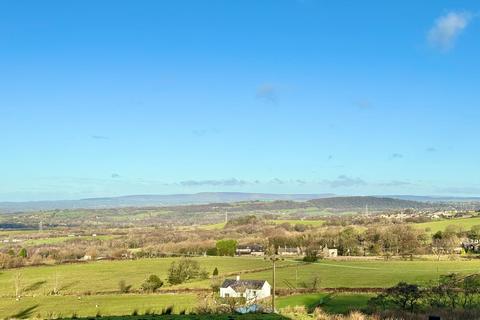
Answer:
[220,279,267,291]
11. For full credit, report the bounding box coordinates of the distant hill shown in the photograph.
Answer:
[0,192,334,213]
[386,195,480,202]
[307,196,432,211]
[1,192,473,214]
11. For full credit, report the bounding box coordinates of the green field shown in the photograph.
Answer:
[4,257,480,299]
[166,258,480,290]
[0,292,370,319]
[0,229,39,236]
[0,256,286,297]
[59,315,288,320]
[196,222,226,230]
[231,259,480,288]
[277,293,371,314]
[0,294,197,319]
[196,219,325,230]
[22,235,113,246]
[413,216,480,233]
[2,257,480,318]
[269,220,324,227]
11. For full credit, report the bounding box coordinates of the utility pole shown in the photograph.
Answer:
[295,264,298,288]
[266,254,282,313]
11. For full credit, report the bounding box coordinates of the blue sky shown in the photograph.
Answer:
[1,0,480,201]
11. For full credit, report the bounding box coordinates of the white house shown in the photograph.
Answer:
[322,246,338,258]
[220,276,271,302]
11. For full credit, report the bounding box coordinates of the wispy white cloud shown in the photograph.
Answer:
[179,178,249,187]
[378,180,411,187]
[91,135,109,140]
[256,84,278,103]
[353,98,373,109]
[323,175,367,188]
[436,186,480,195]
[428,11,473,51]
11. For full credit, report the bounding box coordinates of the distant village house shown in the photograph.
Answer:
[322,246,338,258]
[278,246,302,256]
[220,276,271,302]
[236,245,264,256]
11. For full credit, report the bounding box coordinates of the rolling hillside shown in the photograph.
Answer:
[307,196,433,211]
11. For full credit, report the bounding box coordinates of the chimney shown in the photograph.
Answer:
[236,275,240,281]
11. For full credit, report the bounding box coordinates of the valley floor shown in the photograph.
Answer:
[1,255,480,319]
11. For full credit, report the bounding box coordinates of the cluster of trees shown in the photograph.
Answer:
[266,224,429,258]
[116,258,212,294]
[215,240,237,256]
[369,273,480,313]
[0,247,34,268]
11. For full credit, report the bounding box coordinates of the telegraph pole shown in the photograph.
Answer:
[295,264,298,288]
[266,254,282,313]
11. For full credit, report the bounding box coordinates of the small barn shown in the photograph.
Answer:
[219,276,271,302]
[322,246,338,258]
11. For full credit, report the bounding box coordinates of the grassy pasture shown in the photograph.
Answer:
[4,257,480,298]
[0,229,39,236]
[269,220,324,227]
[413,216,480,233]
[196,222,226,230]
[168,258,480,290]
[59,315,287,320]
[22,235,113,246]
[277,293,372,314]
[236,259,480,288]
[0,294,197,319]
[197,219,325,230]
[0,256,284,297]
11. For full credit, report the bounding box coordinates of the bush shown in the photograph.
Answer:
[206,248,217,256]
[118,280,132,293]
[141,274,164,292]
[199,269,209,280]
[18,248,27,258]
[303,247,319,262]
[168,258,201,285]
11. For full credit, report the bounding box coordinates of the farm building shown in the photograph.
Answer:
[236,244,265,256]
[220,276,271,302]
[278,246,302,256]
[463,240,480,253]
[322,246,338,258]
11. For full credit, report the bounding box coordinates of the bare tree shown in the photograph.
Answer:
[13,272,22,300]
[52,272,61,295]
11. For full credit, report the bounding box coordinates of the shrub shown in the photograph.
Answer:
[168,258,201,285]
[18,248,27,258]
[141,274,164,292]
[303,247,318,262]
[118,280,132,293]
